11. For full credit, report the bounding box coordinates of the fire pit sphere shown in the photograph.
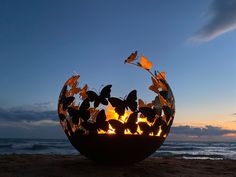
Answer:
[58,51,175,164]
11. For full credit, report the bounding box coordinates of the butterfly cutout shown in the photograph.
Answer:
[153,95,162,116]
[162,106,175,122]
[138,117,162,136]
[66,75,80,88]
[138,99,153,108]
[109,90,137,116]
[79,84,88,100]
[139,56,152,70]
[69,87,81,95]
[61,96,75,111]
[149,77,160,94]
[86,85,112,108]
[125,112,138,133]
[155,71,166,80]
[108,112,138,135]
[89,108,100,122]
[160,121,171,137]
[139,107,159,123]
[108,119,125,135]
[95,109,109,132]
[81,121,97,134]
[158,79,168,92]
[81,109,109,132]
[124,51,138,63]
[68,98,90,124]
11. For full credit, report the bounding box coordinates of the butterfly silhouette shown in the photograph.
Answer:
[59,85,75,111]
[108,112,138,135]
[81,109,109,133]
[86,85,112,108]
[160,121,171,137]
[139,106,161,123]
[138,99,153,108]
[95,109,109,132]
[108,119,125,135]
[124,51,138,63]
[79,84,88,100]
[68,98,90,124]
[139,56,152,70]
[109,90,137,116]
[138,117,162,136]
[162,106,175,122]
[125,112,138,133]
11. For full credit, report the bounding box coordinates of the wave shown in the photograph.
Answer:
[0,139,236,159]
[0,144,13,148]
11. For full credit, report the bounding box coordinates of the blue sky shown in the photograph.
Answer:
[0,0,235,139]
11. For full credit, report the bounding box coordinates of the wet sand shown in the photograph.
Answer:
[0,155,235,177]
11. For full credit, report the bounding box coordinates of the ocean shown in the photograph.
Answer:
[0,138,236,160]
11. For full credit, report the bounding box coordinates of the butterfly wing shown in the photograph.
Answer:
[109,97,126,116]
[80,98,90,110]
[126,90,137,112]
[152,117,162,135]
[160,122,170,137]
[62,96,75,111]
[139,107,156,123]
[154,96,162,116]
[138,99,145,108]
[96,110,109,131]
[100,85,112,99]
[125,51,138,63]
[78,98,90,121]
[95,85,112,107]
[162,106,174,123]
[139,56,152,70]
[81,121,97,132]
[68,107,80,124]
[126,112,138,134]
[108,119,125,135]
[86,91,98,102]
[79,84,88,100]
[138,122,151,136]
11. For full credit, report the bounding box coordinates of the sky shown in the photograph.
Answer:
[0,0,235,140]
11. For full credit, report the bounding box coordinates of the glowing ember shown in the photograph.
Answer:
[96,104,163,136]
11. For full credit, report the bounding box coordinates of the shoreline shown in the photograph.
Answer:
[0,155,235,177]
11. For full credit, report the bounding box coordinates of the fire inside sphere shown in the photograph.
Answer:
[58,51,175,164]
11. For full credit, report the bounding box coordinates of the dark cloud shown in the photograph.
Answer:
[0,107,61,138]
[232,113,236,116]
[191,0,236,42]
[170,125,236,137]
[0,107,57,122]
[0,106,58,128]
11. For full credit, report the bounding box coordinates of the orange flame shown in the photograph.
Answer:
[97,104,162,136]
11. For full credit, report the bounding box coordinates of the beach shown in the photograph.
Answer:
[0,155,235,177]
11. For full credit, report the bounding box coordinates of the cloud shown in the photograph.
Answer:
[232,113,236,116]
[0,106,64,138]
[170,125,236,137]
[191,0,236,42]
[0,107,57,122]
[0,106,58,129]
[0,119,59,129]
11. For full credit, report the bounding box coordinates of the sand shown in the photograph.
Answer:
[0,155,235,177]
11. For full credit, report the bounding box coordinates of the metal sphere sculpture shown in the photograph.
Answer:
[58,51,175,164]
